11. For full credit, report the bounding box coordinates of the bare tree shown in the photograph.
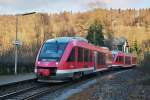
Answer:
[40,13,52,41]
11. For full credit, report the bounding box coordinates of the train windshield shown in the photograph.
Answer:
[112,54,116,60]
[39,42,67,61]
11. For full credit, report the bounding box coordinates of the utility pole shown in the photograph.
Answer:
[14,16,18,75]
[13,12,36,75]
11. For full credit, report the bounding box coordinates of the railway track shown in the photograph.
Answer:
[0,81,75,100]
[0,68,132,100]
[0,82,49,100]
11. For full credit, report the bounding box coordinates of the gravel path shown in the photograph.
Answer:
[68,68,150,100]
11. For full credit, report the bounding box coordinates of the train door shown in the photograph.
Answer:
[76,47,84,69]
[94,51,98,71]
[66,47,76,69]
[83,48,89,68]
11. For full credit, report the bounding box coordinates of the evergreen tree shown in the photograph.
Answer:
[86,20,104,46]
[131,40,141,55]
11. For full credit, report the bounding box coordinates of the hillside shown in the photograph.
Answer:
[0,8,149,74]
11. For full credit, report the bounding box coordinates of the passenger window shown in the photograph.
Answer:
[97,52,101,65]
[98,52,105,65]
[67,47,75,62]
[103,53,106,64]
[125,56,130,64]
[84,49,89,62]
[89,50,93,62]
[78,47,83,62]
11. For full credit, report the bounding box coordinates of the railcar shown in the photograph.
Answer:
[112,50,137,68]
[35,37,112,82]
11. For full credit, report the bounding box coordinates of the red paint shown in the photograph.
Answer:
[35,37,137,81]
[112,51,137,68]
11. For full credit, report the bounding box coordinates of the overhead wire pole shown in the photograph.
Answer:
[14,12,36,75]
[14,15,18,75]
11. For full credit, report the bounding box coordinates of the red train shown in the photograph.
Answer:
[35,37,137,82]
[112,50,137,68]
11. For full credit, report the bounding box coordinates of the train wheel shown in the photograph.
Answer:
[132,65,136,68]
[72,72,83,80]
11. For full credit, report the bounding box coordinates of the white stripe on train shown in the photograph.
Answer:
[56,64,137,74]
[56,67,110,74]
[57,67,94,74]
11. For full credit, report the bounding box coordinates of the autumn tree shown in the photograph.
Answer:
[40,13,51,41]
[34,14,42,48]
[130,40,141,55]
[86,20,104,46]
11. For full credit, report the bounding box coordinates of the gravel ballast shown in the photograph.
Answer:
[68,68,150,100]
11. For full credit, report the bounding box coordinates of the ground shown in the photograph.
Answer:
[67,68,150,100]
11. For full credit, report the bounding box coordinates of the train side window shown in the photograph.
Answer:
[103,53,106,64]
[97,52,100,64]
[125,56,130,64]
[89,50,93,62]
[125,56,127,64]
[133,57,136,63]
[100,53,105,65]
[67,47,75,62]
[84,49,89,62]
[134,57,137,62]
[78,47,83,62]
[97,52,102,65]
[119,56,123,62]
[109,54,112,61]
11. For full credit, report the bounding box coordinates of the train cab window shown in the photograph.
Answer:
[112,54,116,60]
[67,47,75,62]
[84,49,89,62]
[78,47,83,62]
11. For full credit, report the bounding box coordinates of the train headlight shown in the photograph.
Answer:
[34,67,37,73]
[56,62,58,65]
[38,61,40,64]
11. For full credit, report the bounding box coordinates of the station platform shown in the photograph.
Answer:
[0,73,37,86]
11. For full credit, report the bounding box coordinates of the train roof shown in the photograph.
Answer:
[45,37,110,53]
[112,50,137,57]
[45,37,88,43]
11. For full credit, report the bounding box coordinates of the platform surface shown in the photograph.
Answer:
[0,73,36,86]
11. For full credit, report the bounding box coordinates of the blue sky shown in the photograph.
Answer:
[0,0,149,14]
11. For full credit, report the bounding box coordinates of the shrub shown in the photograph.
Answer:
[140,52,150,73]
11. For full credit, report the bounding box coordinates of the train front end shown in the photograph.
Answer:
[111,50,125,68]
[35,38,68,82]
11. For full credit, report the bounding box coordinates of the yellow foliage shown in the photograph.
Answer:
[0,9,149,55]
